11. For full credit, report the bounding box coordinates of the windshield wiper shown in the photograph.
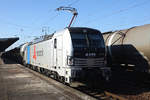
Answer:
[85,33,90,48]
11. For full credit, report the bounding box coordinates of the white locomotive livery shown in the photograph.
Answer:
[21,27,110,83]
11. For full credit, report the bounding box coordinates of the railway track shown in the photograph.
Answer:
[16,64,128,100]
[105,67,150,100]
[71,67,150,100]
[71,81,128,100]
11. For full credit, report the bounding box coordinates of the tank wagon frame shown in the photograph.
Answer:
[21,27,111,83]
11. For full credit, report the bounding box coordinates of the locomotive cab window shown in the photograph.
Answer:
[70,31,105,48]
[70,29,105,58]
[54,38,57,48]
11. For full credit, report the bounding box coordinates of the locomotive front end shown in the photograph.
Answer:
[68,27,111,82]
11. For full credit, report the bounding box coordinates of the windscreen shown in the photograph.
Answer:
[70,29,105,58]
[71,33,87,48]
[70,32,105,49]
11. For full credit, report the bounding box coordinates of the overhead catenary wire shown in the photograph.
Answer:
[114,16,150,30]
[68,0,80,6]
[82,0,150,26]
[0,1,80,48]
[0,0,79,34]
[42,13,60,25]
[101,15,150,33]
[32,0,77,33]
[25,0,64,32]
[0,18,31,29]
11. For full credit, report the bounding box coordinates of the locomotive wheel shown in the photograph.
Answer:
[31,66,34,70]
[58,76,62,82]
[45,70,50,76]
[37,67,41,73]
[54,74,57,80]
[27,64,30,68]
[40,68,45,74]
[34,66,38,72]
[61,76,65,84]
[54,74,58,80]
[40,68,43,73]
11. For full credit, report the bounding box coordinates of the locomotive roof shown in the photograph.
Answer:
[30,34,54,45]
[67,27,101,33]
[30,27,101,45]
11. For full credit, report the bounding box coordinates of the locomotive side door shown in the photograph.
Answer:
[57,36,63,68]
[53,38,57,68]
[53,36,63,69]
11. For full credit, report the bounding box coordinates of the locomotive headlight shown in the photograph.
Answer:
[67,56,74,66]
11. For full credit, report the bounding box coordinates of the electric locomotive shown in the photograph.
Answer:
[22,27,111,83]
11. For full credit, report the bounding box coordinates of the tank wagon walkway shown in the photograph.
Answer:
[0,58,95,100]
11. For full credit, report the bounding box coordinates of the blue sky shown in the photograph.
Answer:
[0,0,150,49]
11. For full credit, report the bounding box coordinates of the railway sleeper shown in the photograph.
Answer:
[104,91,127,100]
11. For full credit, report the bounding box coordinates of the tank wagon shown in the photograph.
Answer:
[1,47,22,63]
[21,27,110,84]
[103,24,150,72]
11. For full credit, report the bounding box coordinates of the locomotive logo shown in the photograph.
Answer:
[33,45,36,60]
[85,53,96,57]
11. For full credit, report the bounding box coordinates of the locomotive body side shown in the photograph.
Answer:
[23,27,110,83]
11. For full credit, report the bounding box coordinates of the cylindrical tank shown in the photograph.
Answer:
[20,42,29,57]
[103,24,150,72]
